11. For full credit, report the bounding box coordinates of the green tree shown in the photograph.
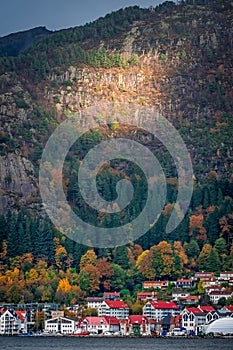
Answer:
[206,248,220,272]
[111,263,126,290]
[113,246,129,270]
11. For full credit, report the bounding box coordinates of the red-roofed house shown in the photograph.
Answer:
[225,305,233,314]
[98,300,129,319]
[15,310,27,333]
[120,316,151,336]
[205,285,225,295]
[181,307,205,335]
[199,306,215,313]
[137,292,157,302]
[181,306,219,335]
[82,316,120,334]
[179,296,200,305]
[143,301,179,321]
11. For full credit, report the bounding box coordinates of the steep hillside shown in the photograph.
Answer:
[0,2,233,304]
[0,0,232,216]
[0,26,52,57]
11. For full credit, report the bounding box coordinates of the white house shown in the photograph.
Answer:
[87,297,104,310]
[181,306,219,335]
[98,300,129,320]
[143,301,179,321]
[220,272,233,280]
[209,290,233,304]
[44,316,76,334]
[172,289,190,301]
[0,309,24,335]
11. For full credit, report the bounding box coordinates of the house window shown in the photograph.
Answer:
[183,314,188,321]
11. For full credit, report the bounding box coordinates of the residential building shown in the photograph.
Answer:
[176,279,195,289]
[44,316,76,334]
[221,305,233,316]
[128,315,151,336]
[0,309,24,335]
[143,301,179,321]
[82,316,120,334]
[137,291,157,302]
[172,289,190,301]
[103,292,120,301]
[181,307,206,335]
[98,300,129,319]
[181,306,219,335]
[220,272,233,280]
[205,285,225,295]
[209,290,233,304]
[194,272,214,282]
[51,311,64,318]
[87,297,104,310]
[179,296,199,305]
[142,281,169,289]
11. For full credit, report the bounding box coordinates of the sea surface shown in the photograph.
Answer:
[0,337,233,350]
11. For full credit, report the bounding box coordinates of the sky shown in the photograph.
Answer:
[0,0,166,38]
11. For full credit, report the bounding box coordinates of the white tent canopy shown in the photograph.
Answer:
[205,317,233,335]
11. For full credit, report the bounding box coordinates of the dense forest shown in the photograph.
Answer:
[0,0,232,306]
[0,174,232,304]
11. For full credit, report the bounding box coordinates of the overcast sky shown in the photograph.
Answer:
[0,0,166,38]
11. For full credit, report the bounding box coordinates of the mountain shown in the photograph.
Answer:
[0,0,232,304]
[0,26,52,57]
[0,0,232,214]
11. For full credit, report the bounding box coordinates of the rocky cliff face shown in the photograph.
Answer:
[0,0,232,213]
[0,152,38,212]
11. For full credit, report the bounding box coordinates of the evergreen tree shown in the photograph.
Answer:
[204,207,220,245]
[40,218,54,264]
[185,239,200,259]
[112,246,129,270]
[206,248,220,272]
[6,212,18,258]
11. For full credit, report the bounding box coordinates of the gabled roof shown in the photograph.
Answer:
[209,290,233,296]
[225,306,233,312]
[104,316,120,325]
[104,292,120,296]
[128,315,149,324]
[84,316,105,326]
[185,307,203,315]
[149,301,179,310]
[199,306,215,313]
[15,310,26,322]
[104,300,129,309]
[180,296,199,301]
[84,316,119,325]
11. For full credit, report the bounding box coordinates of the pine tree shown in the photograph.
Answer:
[204,207,220,245]
[206,248,220,272]
[6,212,18,258]
[40,218,54,264]
[112,246,129,270]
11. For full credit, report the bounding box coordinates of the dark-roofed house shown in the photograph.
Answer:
[176,279,195,288]
[209,290,233,304]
